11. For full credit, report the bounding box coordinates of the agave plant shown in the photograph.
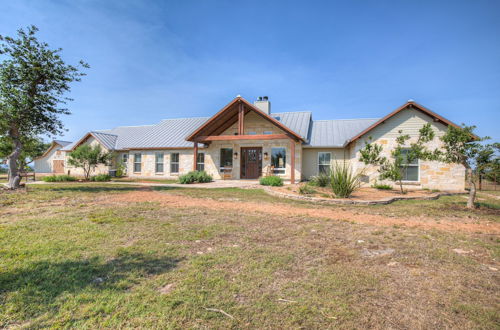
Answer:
[330,161,363,198]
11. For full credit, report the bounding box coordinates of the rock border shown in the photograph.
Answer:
[264,187,466,205]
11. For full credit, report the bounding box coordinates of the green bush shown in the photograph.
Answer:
[298,183,316,195]
[90,174,111,182]
[330,161,362,198]
[309,172,330,187]
[259,175,283,186]
[372,182,392,190]
[178,171,212,184]
[42,175,77,182]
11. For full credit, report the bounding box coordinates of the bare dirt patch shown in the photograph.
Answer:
[107,190,500,234]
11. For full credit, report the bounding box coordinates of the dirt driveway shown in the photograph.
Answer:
[108,190,500,234]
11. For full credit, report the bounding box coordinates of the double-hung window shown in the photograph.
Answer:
[271,147,286,175]
[197,153,205,171]
[318,152,332,174]
[133,153,142,173]
[170,153,179,173]
[220,148,233,170]
[155,153,164,173]
[400,149,419,181]
[122,153,129,164]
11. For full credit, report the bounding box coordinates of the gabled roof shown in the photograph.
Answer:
[271,111,311,140]
[186,97,305,142]
[348,101,461,144]
[306,118,380,147]
[35,140,73,159]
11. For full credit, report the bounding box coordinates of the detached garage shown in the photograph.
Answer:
[33,140,72,174]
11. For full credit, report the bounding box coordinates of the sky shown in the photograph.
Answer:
[1,0,499,142]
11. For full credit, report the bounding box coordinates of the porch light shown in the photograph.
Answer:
[263,152,269,160]
[233,152,238,159]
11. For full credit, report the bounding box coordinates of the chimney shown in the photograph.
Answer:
[254,96,271,115]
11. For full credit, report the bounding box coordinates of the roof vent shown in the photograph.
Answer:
[254,96,271,115]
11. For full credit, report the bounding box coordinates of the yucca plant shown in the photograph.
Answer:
[330,161,363,198]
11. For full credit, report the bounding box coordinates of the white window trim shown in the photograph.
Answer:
[155,152,164,174]
[170,153,180,174]
[133,153,142,173]
[197,152,205,171]
[400,149,420,182]
[318,152,332,175]
[219,148,233,171]
[271,147,286,175]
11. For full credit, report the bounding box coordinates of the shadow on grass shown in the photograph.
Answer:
[31,185,142,193]
[0,252,182,319]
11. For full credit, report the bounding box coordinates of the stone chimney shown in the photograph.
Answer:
[254,96,271,115]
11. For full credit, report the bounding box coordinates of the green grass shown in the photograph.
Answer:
[0,184,498,328]
[111,177,178,184]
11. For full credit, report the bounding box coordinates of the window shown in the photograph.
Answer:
[318,152,331,174]
[155,153,164,173]
[400,149,419,181]
[248,131,257,135]
[122,153,129,164]
[170,153,179,173]
[271,147,286,174]
[196,152,205,171]
[263,131,273,135]
[220,148,233,169]
[133,153,142,172]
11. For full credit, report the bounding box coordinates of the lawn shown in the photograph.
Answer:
[0,184,499,328]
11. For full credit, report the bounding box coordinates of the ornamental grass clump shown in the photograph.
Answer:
[179,171,212,184]
[309,172,330,187]
[330,161,363,198]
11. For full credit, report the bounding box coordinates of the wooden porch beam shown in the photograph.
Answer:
[195,134,290,142]
[238,102,244,135]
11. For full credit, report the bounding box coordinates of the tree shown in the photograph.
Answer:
[68,144,111,180]
[359,123,437,194]
[0,26,88,189]
[439,125,496,209]
[0,136,50,171]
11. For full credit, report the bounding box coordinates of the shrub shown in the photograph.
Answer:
[330,161,363,198]
[90,174,111,182]
[372,182,392,190]
[42,175,77,182]
[310,172,330,187]
[298,183,316,195]
[178,171,213,184]
[259,175,283,186]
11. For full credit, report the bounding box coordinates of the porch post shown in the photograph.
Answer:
[193,142,198,171]
[290,139,295,184]
[238,102,244,135]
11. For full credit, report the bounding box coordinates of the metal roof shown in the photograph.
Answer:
[271,111,311,139]
[306,118,380,147]
[53,140,72,147]
[62,111,380,151]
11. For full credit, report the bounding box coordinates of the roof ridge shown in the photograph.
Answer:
[272,111,312,114]
[313,118,380,122]
[91,131,118,136]
[160,116,210,121]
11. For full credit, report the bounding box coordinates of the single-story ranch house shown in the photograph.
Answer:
[34,96,465,190]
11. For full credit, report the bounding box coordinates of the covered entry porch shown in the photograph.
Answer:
[186,97,304,183]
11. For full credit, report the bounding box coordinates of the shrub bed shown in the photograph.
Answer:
[90,174,112,182]
[42,175,77,182]
[259,175,283,187]
[178,171,213,184]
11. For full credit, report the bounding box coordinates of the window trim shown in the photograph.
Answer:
[133,153,142,173]
[399,149,420,182]
[155,152,164,174]
[220,148,233,171]
[271,147,286,175]
[170,152,179,174]
[318,152,332,175]
[196,152,205,171]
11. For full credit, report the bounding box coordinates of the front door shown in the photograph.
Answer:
[53,160,64,174]
[241,147,262,179]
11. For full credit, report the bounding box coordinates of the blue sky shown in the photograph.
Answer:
[2,0,499,141]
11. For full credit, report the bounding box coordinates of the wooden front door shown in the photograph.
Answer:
[240,147,262,179]
[52,160,65,174]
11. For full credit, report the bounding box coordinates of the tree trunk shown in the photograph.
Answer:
[466,168,476,209]
[7,130,23,189]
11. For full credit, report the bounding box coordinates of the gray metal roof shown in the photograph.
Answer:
[53,140,72,147]
[62,110,380,151]
[306,118,379,147]
[271,111,311,139]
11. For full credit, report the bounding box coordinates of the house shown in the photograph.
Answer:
[35,96,466,190]
[34,140,72,174]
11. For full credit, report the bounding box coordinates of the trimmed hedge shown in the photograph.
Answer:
[90,174,112,182]
[42,175,77,182]
[259,175,283,187]
[178,171,213,184]
[372,183,392,190]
